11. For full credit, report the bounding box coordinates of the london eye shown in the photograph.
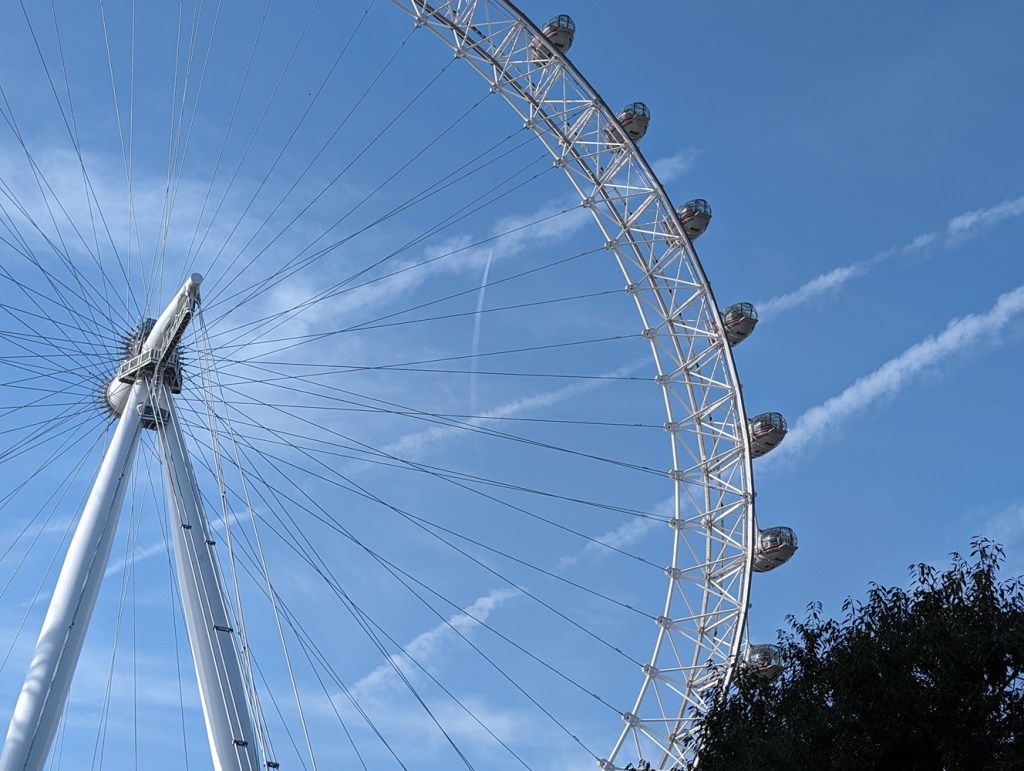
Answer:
[0,2,798,769]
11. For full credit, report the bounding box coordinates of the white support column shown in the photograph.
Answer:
[0,380,148,771]
[0,273,257,771]
[155,391,261,771]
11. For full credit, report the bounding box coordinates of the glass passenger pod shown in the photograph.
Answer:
[529,14,575,63]
[606,102,650,148]
[752,526,798,572]
[675,198,712,240]
[749,411,787,457]
[720,302,758,346]
[746,644,785,680]
[617,102,650,141]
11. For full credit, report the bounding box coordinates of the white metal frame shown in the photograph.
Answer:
[0,277,262,771]
[387,2,757,767]
[0,4,756,767]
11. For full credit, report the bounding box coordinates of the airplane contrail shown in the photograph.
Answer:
[758,195,1024,317]
[469,249,494,419]
[769,283,1024,464]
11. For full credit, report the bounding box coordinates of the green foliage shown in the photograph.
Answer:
[692,538,1024,770]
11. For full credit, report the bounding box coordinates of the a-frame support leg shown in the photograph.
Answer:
[0,381,148,771]
[155,390,262,771]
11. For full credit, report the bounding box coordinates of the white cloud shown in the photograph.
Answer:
[651,149,699,183]
[555,517,660,571]
[771,283,1024,462]
[317,587,601,766]
[980,501,1024,546]
[219,197,593,364]
[104,540,170,578]
[0,516,74,545]
[103,509,253,578]
[759,261,872,316]
[0,146,237,271]
[381,359,647,460]
[350,588,520,700]
[758,195,1024,317]
[555,496,671,571]
[946,195,1024,244]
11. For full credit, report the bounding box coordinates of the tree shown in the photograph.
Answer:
[692,538,1024,770]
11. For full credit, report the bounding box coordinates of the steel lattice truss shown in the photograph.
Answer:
[389,2,758,768]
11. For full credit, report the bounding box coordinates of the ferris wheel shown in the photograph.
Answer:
[0,2,797,770]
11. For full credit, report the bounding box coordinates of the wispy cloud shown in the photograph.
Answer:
[234,198,592,358]
[946,196,1024,244]
[759,261,878,316]
[103,509,253,578]
[980,501,1024,547]
[351,588,519,699]
[104,540,170,578]
[310,588,570,765]
[759,195,1024,317]
[555,517,660,571]
[770,283,1024,463]
[381,359,647,460]
[555,498,669,571]
[651,149,699,183]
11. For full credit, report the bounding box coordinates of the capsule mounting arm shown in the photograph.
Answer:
[117,273,202,385]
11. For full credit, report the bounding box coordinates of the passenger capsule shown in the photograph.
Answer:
[720,302,758,346]
[529,14,576,62]
[749,412,787,457]
[606,102,650,149]
[752,526,798,572]
[675,198,712,241]
[616,102,650,141]
[745,644,785,680]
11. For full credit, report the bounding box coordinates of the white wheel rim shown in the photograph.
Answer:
[387,2,757,766]
[0,3,760,768]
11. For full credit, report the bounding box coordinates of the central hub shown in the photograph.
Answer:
[104,273,203,417]
[103,319,183,416]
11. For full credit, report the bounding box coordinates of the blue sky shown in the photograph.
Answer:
[0,1,1021,769]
